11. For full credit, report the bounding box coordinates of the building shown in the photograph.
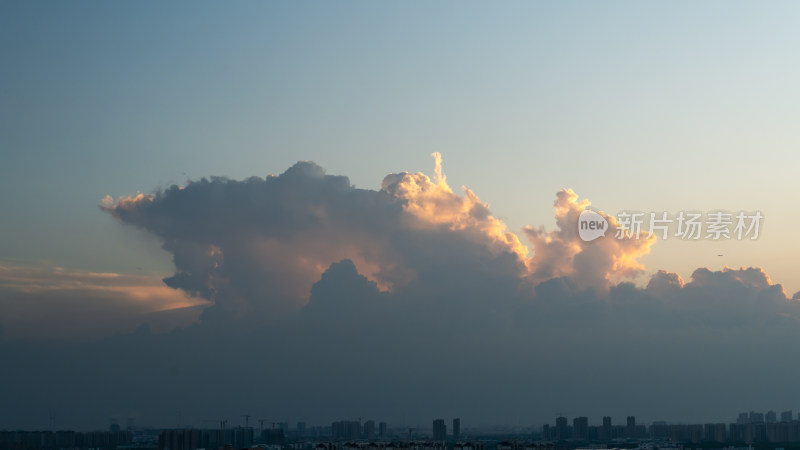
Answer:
[650,422,669,440]
[364,420,376,439]
[627,416,636,439]
[788,421,800,441]
[379,422,388,438]
[729,423,747,442]
[452,418,461,442]
[752,422,767,441]
[200,427,253,448]
[703,423,726,442]
[159,430,199,450]
[554,416,569,440]
[0,430,132,450]
[433,419,447,442]
[332,421,361,441]
[600,417,612,441]
[573,417,588,440]
[542,424,551,440]
[262,428,285,445]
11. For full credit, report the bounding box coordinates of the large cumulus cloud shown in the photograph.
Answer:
[100,154,669,325]
[102,154,531,324]
[1,155,799,429]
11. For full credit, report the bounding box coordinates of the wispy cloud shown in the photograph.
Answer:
[0,264,208,340]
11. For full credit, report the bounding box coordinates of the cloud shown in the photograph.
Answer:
[101,154,662,325]
[382,152,529,260]
[643,266,796,329]
[3,156,800,429]
[523,189,656,291]
[97,155,797,336]
[102,154,531,324]
[103,163,402,320]
[0,264,207,340]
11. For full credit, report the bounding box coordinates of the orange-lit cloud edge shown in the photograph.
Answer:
[0,264,209,340]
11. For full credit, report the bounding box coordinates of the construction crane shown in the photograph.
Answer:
[220,419,229,446]
[242,415,250,429]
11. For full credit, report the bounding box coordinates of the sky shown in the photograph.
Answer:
[1,0,800,431]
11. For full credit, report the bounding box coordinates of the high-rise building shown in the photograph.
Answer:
[573,417,588,440]
[767,422,786,442]
[261,428,284,445]
[452,418,461,442]
[297,422,306,438]
[766,411,777,423]
[650,422,668,440]
[788,421,800,441]
[331,421,361,441]
[363,420,376,439]
[743,423,755,442]
[781,411,793,422]
[158,430,200,450]
[704,423,726,442]
[555,416,569,440]
[752,422,767,441]
[433,419,447,442]
[601,417,612,441]
[235,428,254,448]
[730,423,747,441]
[626,416,636,439]
[379,422,387,438]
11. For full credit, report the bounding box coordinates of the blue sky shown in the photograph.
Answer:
[2,0,799,291]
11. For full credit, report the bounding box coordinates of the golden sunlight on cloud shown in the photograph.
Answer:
[382,153,529,260]
[524,188,656,291]
[382,155,655,292]
[100,193,155,214]
[0,265,209,340]
[693,265,788,297]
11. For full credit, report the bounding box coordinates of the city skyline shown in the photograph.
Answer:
[11,409,800,440]
[14,408,800,435]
